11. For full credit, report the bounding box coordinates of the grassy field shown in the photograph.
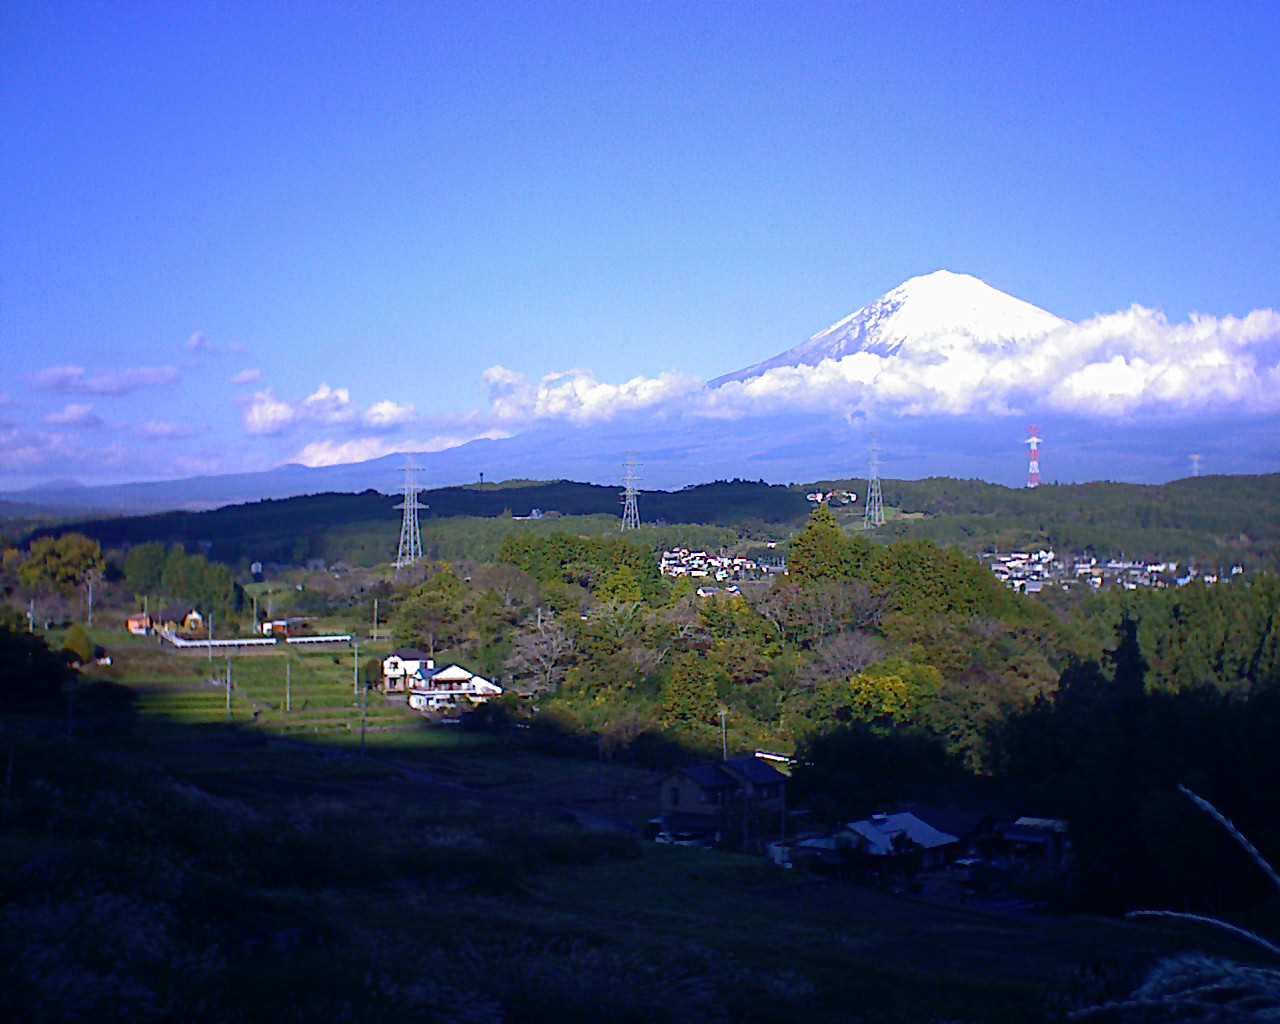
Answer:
[4,636,1268,1022]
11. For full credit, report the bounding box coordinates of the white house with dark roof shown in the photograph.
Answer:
[406,663,503,711]
[382,648,433,693]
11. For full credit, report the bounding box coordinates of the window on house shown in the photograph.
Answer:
[670,787,680,807]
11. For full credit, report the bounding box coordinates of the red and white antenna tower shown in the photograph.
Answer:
[1025,424,1042,489]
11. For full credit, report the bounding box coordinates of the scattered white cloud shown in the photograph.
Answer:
[483,364,700,425]
[237,383,413,438]
[0,426,129,474]
[32,364,180,395]
[302,383,356,424]
[292,429,510,468]
[140,419,195,440]
[43,403,103,428]
[230,368,263,386]
[363,399,417,429]
[187,331,211,353]
[242,389,296,435]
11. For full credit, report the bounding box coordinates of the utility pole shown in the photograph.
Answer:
[286,659,292,713]
[372,598,379,641]
[225,657,232,720]
[208,612,214,663]
[719,707,728,761]
[360,678,369,754]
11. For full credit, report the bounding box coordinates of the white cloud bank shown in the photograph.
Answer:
[240,301,1279,473]
[483,305,1280,427]
[483,365,701,425]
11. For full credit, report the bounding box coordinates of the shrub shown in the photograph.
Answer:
[63,624,93,665]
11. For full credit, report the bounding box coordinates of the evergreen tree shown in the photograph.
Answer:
[394,570,466,657]
[661,653,719,726]
[789,504,857,583]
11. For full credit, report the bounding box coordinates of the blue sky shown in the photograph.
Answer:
[2,1,1278,487]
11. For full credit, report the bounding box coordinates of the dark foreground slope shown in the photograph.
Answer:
[5,637,1264,1024]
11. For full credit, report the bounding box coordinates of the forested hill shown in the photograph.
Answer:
[22,474,1279,571]
[876,473,1280,529]
[22,480,809,557]
[864,473,1280,568]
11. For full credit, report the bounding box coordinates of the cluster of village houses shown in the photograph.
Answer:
[656,754,1070,884]
[660,547,788,599]
[805,488,856,505]
[981,549,1244,594]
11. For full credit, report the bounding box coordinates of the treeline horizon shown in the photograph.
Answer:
[16,472,1279,573]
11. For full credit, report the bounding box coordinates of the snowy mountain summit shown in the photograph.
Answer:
[711,270,1069,385]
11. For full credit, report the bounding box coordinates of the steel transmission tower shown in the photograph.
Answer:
[395,461,428,570]
[620,456,641,531]
[1025,425,1042,489]
[863,437,884,530]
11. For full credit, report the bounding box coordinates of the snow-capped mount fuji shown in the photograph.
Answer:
[710,270,1069,385]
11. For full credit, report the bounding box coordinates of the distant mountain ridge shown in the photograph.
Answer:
[710,270,1068,385]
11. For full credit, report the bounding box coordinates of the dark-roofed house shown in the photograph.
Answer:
[659,755,787,847]
[407,664,503,710]
[157,605,203,635]
[998,816,1070,866]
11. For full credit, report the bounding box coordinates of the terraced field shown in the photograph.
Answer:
[95,634,421,741]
